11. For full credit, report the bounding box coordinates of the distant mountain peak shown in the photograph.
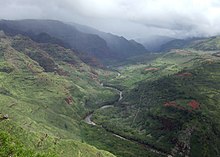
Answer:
[0,19,148,65]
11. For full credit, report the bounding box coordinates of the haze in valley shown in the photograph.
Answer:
[1,0,220,39]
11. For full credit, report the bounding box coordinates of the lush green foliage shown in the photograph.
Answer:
[0,32,117,157]
[0,130,55,157]
[93,50,220,157]
[1,29,220,157]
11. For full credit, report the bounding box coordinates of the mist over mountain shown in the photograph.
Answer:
[135,36,175,52]
[72,22,147,57]
[1,0,220,39]
[1,1,220,157]
[0,19,147,64]
[71,22,148,58]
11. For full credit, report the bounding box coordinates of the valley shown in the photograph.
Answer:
[86,49,220,157]
[84,85,171,157]
[0,20,220,157]
[82,48,220,157]
[0,30,167,157]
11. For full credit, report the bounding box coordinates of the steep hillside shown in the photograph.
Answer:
[0,20,147,64]
[0,31,118,157]
[189,36,220,51]
[67,22,147,60]
[159,35,220,52]
[0,20,111,58]
[93,50,220,157]
[159,38,198,52]
[0,31,165,157]
[2,20,220,157]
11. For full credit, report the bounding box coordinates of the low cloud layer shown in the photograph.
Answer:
[1,0,220,39]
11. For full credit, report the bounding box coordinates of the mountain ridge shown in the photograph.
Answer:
[0,19,147,65]
[72,22,147,58]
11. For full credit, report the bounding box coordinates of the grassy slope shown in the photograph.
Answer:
[3,30,220,157]
[189,36,220,51]
[0,32,165,157]
[104,50,198,90]
[93,49,220,156]
[0,32,117,157]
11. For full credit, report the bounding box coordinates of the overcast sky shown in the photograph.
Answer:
[1,0,220,39]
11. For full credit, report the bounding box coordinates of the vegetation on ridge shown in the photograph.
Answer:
[1,26,220,157]
[93,49,220,157]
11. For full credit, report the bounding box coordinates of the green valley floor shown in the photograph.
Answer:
[1,31,220,157]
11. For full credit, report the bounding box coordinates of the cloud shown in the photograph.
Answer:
[0,0,220,39]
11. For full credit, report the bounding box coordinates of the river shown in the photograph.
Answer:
[84,83,122,125]
[84,75,172,157]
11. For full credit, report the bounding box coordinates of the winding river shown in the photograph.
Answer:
[84,74,172,157]
[84,83,122,126]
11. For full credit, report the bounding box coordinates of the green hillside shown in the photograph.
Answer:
[1,28,220,157]
[159,35,220,52]
[189,36,220,51]
[0,31,117,157]
[93,49,220,157]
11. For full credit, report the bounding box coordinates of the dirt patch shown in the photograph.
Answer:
[164,101,185,110]
[188,100,200,110]
[177,72,192,77]
[174,50,192,55]
[164,100,200,111]
[65,96,74,105]
[144,67,159,71]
